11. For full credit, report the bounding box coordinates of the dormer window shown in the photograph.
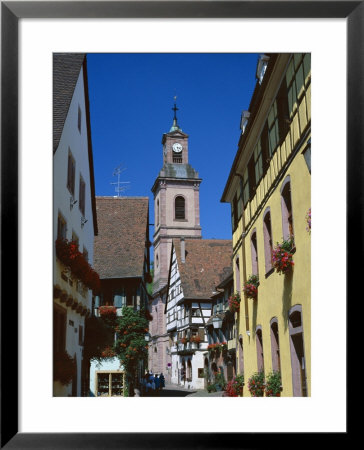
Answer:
[256,54,270,85]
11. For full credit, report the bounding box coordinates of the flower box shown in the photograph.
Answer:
[272,237,295,275]
[228,292,241,313]
[243,275,259,299]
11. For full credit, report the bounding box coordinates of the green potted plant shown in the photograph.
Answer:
[247,371,265,397]
[243,274,259,299]
[265,370,282,397]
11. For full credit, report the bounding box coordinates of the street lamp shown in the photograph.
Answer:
[212,316,223,329]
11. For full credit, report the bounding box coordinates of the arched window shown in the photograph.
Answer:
[156,199,159,226]
[251,229,258,275]
[270,318,281,372]
[281,176,294,240]
[288,305,308,396]
[175,196,185,220]
[263,209,273,274]
[235,257,241,292]
[256,326,264,373]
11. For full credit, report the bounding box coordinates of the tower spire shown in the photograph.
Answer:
[170,95,182,132]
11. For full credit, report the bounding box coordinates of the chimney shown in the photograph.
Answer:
[180,237,185,263]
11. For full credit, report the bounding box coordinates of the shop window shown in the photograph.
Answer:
[96,372,124,397]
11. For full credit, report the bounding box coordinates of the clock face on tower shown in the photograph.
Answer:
[172,142,183,153]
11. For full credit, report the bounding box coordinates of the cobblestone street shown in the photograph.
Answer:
[143,383,225,397]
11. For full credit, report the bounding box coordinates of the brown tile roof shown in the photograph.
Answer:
[94,197,149,279]
[173,238,233,300]
[53,53,85,152]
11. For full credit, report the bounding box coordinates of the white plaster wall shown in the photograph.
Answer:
[53,65,95,396]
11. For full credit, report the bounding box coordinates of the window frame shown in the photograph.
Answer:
[67,149,76,196]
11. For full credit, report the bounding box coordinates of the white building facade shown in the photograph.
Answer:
[165,238,233,390]
[53,54,98,396]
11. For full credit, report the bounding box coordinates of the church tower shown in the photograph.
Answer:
[148,101,202,377]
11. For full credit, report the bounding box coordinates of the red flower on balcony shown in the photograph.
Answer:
[55,238,100,291]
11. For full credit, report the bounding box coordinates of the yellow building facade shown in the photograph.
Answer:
[222,53,311,396]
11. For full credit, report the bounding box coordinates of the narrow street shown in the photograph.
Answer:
[143,383,225,397]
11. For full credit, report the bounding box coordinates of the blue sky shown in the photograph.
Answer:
[86,53,259,252]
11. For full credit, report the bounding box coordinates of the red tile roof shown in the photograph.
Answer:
[172,238,233,300]
[94,197,149,279]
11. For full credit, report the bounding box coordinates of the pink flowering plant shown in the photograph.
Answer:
[306,208,311,233]
[243,274,259,299]
[248,371,265,397]
[272,237,295,275]
[228,292,241,313]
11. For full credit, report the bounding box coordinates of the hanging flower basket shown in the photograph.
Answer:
[243,274,259,299]
[228,292,241,313]
[272,237,295,275]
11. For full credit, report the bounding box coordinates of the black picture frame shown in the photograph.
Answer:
[1,1,356,448]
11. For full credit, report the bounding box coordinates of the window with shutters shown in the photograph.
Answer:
[256,326,264,373]
[281,176,294,240]
[175,196,185,220]
[53,304,66,353]
[254,139,264,184]
[251,230,258,276]
[270,318,281,372]
[263,209,273,274]
[67,150,76,196]
[267,100,280,158]
[286,53,311,135]
[242,168,249,207]
[79,175,86,216]
[78,105,82,133]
